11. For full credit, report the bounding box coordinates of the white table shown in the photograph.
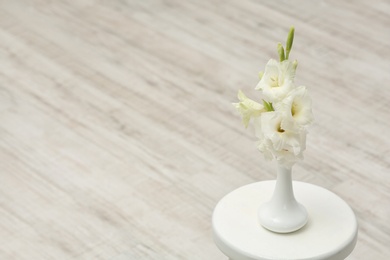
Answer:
[212,181,358,260]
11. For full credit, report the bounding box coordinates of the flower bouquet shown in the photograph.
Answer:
[234,27,314,233]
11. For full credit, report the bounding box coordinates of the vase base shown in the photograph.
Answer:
[258,202,308,233]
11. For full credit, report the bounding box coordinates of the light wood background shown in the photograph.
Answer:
[0,0,389,259]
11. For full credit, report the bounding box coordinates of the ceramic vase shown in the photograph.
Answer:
[258,162,308,233]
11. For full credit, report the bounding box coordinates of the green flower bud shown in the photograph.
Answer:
[277,43,285,62]
[285,26,295,59]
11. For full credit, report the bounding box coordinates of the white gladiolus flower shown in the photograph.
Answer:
[233,90,265,127]
[234,27,313,167]
[260,112,302,152]
[275,86,314,131]
[255,59,296,102]
[253,111,307,165]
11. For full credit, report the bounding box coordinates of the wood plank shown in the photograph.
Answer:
[0,0,389,259]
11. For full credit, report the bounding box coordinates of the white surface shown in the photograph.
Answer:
[258,164,308,233]
[213,181,358,260]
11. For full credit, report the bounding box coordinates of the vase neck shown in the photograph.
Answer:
[272,162,295,201]
[277,163,292,182]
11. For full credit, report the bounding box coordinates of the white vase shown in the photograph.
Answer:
[258,162,308,233]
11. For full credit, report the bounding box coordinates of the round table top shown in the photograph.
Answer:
[212,181,358,260]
